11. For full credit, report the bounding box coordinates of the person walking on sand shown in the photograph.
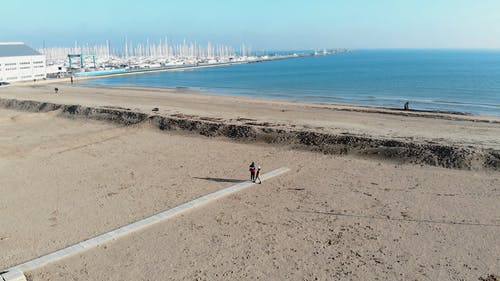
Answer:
[249,162,256,182]
[255,166,262,184]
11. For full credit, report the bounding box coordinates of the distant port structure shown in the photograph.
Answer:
[0,42,46,84]
[3,39,346,82]
[67,54,97,70]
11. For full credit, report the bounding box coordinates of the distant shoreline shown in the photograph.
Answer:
[81,84,478,118]
[6,75,495,118]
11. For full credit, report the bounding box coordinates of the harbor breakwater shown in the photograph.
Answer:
[1,98,498,170]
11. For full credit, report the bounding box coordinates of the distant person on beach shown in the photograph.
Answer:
[249,162,256,182]
[255,166,262,184]
[70,76,73,84]
[54,87,59,94]
[404,101,410,110]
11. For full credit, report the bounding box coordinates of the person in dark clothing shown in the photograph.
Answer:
[249,162,256,182]
[404,101,409,110]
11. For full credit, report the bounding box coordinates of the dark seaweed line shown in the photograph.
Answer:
[1,98,498,171]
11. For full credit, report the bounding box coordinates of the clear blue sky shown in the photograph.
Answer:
[2,0,500,49]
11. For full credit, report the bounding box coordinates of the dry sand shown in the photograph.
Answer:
[0,84,499,280]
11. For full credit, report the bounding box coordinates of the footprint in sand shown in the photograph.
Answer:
[49,209,59,227]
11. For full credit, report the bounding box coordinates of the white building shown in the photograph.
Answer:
[0,42,46,83]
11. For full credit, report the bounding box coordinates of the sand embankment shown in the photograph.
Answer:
[0,96,499,170]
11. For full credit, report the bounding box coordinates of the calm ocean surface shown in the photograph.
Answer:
[83,50,500,116]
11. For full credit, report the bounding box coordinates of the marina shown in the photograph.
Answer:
[39,39,345,78]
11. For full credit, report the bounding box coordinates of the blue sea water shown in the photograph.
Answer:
[83,50,500,116]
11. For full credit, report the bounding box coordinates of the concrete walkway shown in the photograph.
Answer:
[1,167,290,281]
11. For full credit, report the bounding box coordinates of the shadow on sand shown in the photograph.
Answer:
[193,177,245,183]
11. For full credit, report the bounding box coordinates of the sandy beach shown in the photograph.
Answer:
[0,83,499,280]
[2,83,500,150]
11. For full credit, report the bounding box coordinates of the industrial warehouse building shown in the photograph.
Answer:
[0,42,46,83]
